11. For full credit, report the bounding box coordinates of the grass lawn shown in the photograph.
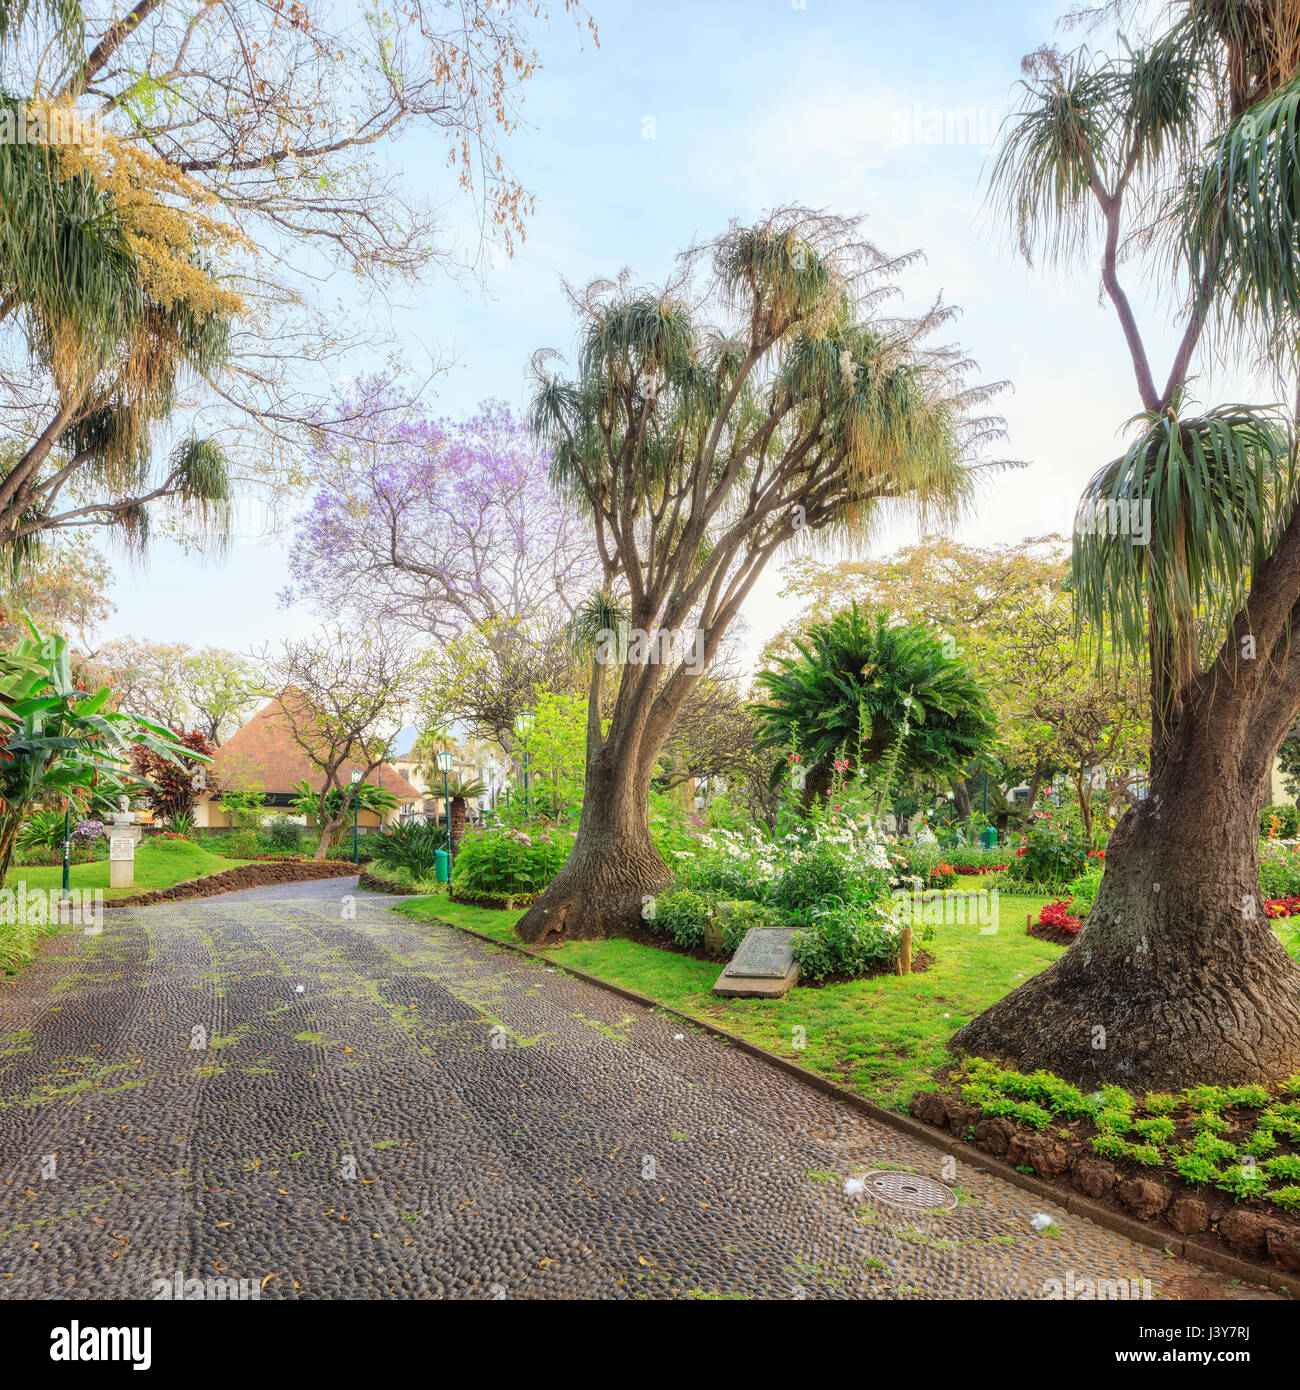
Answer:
[10,839,251,901]
[396,873,1062,1112]
[1,839,254,972]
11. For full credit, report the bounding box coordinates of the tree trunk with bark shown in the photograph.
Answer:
[954,696,1300,1088]
[516,725,672,943]
[314,816,348,861]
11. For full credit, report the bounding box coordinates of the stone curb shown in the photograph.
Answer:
[394,896,1297,1297]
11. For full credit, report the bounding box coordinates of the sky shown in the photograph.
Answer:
[97,0,1235,673]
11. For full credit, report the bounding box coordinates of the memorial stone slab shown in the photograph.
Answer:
[712,925,799,998]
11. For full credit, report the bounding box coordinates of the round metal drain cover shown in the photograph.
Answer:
[862,1170,956,1211]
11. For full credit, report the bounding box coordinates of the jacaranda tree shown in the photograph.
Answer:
[514,206,1005,942]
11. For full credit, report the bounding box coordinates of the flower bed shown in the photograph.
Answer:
[1029,897,1085,944]
[105,858,359,907]
[911,1060,1300,1277]
[673,817,903,980]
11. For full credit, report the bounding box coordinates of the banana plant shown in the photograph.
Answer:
[0,619,202,885]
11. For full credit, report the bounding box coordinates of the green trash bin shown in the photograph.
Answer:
[434,848,450,883]
[980,826,998,849]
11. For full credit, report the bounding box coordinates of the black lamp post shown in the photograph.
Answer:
[60,800,71,916]
[351,768,362,864]
[437,751,454,873]
[513,712,534,818]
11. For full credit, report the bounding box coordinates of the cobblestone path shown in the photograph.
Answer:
[0,879,1274,1300]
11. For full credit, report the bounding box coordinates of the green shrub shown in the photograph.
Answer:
[1267,1184,1300,1210]
[888,841,959,890]
[216,828,260,859]
[1090,1132,1130,1161]
[17,809,66,856]
[1259,843,1300,899]
[371,821,447,881]
[262,816,303,853]
[771,846,859,913]
[1173,1152,1221,1185]
[677,836,777,902]
[790,903,899,980]
[1132,1116,1175,1145]
[1261,803,1300,838]
[1004,811,1090,886]
[451,824,571,902]
[1063,863,1104,920]
[1216,1164,1267,1201]
[649,888,711,949]
[1265,1154,1300,1181]
[149,836,193,852]
[1241,1127,1278,1156]
[1187,1132,1237,1164]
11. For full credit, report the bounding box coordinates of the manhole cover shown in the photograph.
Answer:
[861,1170,957,1211]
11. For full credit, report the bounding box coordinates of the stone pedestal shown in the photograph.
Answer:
[106,813,143,889]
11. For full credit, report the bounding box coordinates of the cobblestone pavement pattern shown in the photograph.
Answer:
[0,880,1278,1300]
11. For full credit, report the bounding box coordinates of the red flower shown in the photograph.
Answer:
[1038,898,1084,934]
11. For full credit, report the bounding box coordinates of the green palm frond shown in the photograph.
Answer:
[567,590,628,654]
[1185,70,1300,347]
[752,604,996,789]
[1072,401,1297,661]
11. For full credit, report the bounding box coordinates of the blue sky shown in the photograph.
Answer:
[99,0,1231,670]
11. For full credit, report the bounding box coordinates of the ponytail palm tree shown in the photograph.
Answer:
[955,3,1300,1088]
[514,207,1006,943]
[0,92,236,558]
[753,606,996,803]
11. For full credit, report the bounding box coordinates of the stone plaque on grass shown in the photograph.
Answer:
[713,926,799,998]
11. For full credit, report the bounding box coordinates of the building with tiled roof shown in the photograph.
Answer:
[195,692,421,829]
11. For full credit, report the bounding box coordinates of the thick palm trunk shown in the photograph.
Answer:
[515,740,670,943]
[954,719,1300,1088]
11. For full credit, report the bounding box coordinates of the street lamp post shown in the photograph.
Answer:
[60,800,71,918]
[513,712,534,819]
[437,751,454,874]
[351,769,362,864]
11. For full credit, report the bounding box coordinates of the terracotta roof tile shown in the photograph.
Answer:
[213,692,420,801]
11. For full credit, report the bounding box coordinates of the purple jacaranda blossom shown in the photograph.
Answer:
[281,379,601,644]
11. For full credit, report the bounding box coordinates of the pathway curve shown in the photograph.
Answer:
[0,879,1273,1300]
